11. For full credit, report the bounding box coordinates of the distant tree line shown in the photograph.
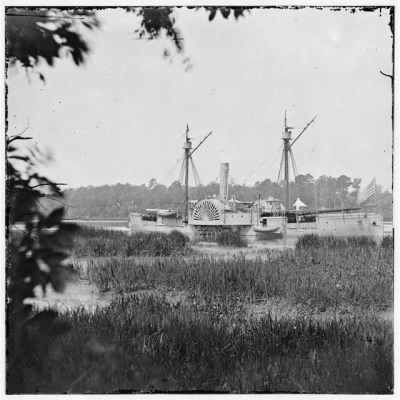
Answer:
[50,174,392,221]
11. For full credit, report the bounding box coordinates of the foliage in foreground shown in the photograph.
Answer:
[8,295,393,394]
[6,134,79,393]
[72,227,189,257]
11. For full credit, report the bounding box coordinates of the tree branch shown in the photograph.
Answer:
[31,183,67,189]
[380,70,393,79]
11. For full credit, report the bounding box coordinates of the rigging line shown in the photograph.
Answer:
[191,162,200,194]
[253,142,285,184]
[243,143,283,183]
[288,148,298,178]
[63,211,90,220]
[189,158,198,200]
[313,181,319,214]
[190,157,202,187]
[195,166,206,201]
[263,144,285,182]
[178,158,186,185]
[39,194,77,213]
[38,199,49,213]
[189,157,197,187]
[189,130,213,157]
[244,144,282,183]
[170,162,185,210]
[277,148,285,183]
[288,148,298,199]
[160,155,184,184]
[44,194,79,208]
[289,115,317,149]
[190,157,204,201]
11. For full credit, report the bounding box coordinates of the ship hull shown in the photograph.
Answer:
[285,212,384,241]
[129,212,384,242]
[129,212,195,240]
[253,226,283,240]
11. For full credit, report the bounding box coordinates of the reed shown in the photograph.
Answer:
[76,238,393,312]
[13,295,392,394]
[8,232,394,394]
[381,235,394,249]
[216,230,247,247]
[295,234,381,250]
[72,227,190,257]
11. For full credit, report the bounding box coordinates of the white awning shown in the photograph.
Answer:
[293,197,307,211]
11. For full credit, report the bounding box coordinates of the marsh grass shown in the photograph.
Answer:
[381,235,394,249]
[14,295,393,393]
[216,230,247,247]
[72,227,189,257]
[295,234,391,250]
[11,233,393,394]
[77,238,393,312]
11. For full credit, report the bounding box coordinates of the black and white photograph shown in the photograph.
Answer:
[4,3,395,394]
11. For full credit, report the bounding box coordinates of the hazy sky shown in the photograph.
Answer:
[7,7,393,191]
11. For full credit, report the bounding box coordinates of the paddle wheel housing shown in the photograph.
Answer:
[192,199,222,223]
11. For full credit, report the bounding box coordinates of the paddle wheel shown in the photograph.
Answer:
[192,199,222,222]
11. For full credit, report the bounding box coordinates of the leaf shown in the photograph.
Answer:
[8,281,35,302]
[220,8,231,18]
[49,319,71,336]
[8,155,30,162]
[234,8,246,19]
[27,309,58,325]
[6,9,93,69]
[58,222,80,235]
[7,136,33,144]
[36,249,69,268]
[23,310,71,338]
[46,207,64,228]
[39,222,79,251]
[50,266,71,292]
[208,8,217,21]
[82,21,93,30]
[31,267,50,295]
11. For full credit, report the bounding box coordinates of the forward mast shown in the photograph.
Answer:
[182,125,213,223]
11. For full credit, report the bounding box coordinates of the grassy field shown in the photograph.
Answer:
[9,230,394,394]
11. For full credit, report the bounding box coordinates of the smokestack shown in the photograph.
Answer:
[219,162,229,201]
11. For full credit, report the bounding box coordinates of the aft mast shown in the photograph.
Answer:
[183,125,192,224]
[280,112,317,213]
[282,111,292,213]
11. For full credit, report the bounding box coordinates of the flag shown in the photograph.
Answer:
[186,123,189,136]
[359,177,376,204]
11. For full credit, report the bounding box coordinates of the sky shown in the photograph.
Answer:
[6,6,394,191]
